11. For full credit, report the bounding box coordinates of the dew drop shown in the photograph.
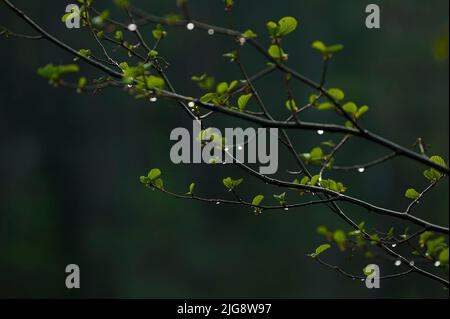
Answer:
[394,260,402,267]
[150,97,158,103]
[317,130,324,135]
[207,29,215,35]
[391,243,397,248]
[186,22,195,31]
[215,201,220,205]
[238,145,243,151]
[434,261,441,267]
[127,84,133,88]
[188,101,195,108]
[127,23,137,32]
[409,261,415,266]
[284,207,289,211]
[238,37,246,46]
[358,167,366,173]
[224,147,230,152]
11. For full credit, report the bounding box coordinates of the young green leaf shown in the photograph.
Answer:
[405,188,420,200]
[268,45,288,60]
[238,93,253,112]
[223,177,243,190]
[342,102,357,114]
[355,105,369,118]
[308,243,331,258]
[285,99,298,112]
[328,88,345,101]
[430,155,447,168]
[146,76,165,90]
[188,182,195,195]
[278,16,298,36]
[315,244,331,256]
[153,178,164,189]
[310,175,320,186]
[147,168,162,181]
[242,29,257,39]
[251,195,264,207]
[333,230,347,251]
[273,192,287,206]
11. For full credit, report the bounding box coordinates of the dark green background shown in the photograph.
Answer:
[0,0,448,298]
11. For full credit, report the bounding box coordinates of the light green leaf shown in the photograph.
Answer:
[342,102,357,114]
[315,244,331,256]
[310,147,324,161]
[216,82,229,94]
[242,29,257,39]
[310,175,320,186]
[273,192,287,205]
[285,99,298,112]
[278,16,298,36]
[333,230,347,250]
[268,45,288,60]
[146,75,165,90]
[356,105,369,118]
[316,102,334,110]
[223,177,244,190]
[405,188,420,200]
[147,168,161,181]
[423,168,442,182]
[328,88,345,101]
[300,176,310,185]
[153,178,164,189]
[251,195,264,206]
[188,182,195,195]
[430,155,447,168]
[238,93,253,112]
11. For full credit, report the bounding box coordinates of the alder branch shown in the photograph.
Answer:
[2,0,448,288]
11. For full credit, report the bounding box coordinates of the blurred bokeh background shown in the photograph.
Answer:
[0,0,448,298]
